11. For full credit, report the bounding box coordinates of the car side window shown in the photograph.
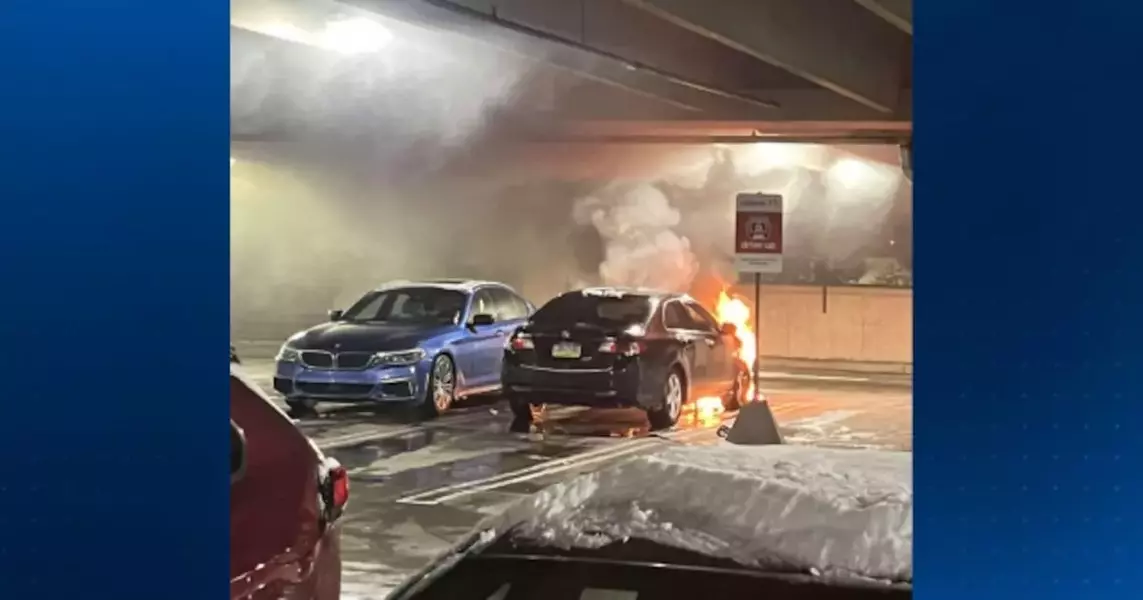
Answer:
[510,292,533,319]
[489,288,529,321]
[662,300,692,330]
[683,301,719,333]
[471,289,497,321]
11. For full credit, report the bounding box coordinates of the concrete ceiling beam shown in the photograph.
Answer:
[623,0,911,114]
[521,119,912,144]
[346,0,783,117]
[852,0,913,35]
[548,89,912,122]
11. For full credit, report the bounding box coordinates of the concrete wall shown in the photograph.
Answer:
[235,283,913,372]
[731,284,912,368]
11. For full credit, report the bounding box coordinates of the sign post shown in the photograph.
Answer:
[734,192,784,403]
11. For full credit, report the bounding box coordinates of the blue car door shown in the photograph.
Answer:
[464,288,505,388]
[486,287,532,383]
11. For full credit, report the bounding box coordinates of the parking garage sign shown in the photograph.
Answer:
[734,192,784,274]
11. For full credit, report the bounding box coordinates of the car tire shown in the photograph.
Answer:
[286,399,318,420]
[647,368,686,431]
[723,364,750,411]
[420,354,456,419]
[507,396,534,433]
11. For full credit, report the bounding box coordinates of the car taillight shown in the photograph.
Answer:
[319,458,349,526]
[330,465,349,509]
[508,333,534,351]
[598,338,643,356]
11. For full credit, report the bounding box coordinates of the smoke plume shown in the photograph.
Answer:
[569,144,907,294]
[229,12,909,340]
[572,184,699,292]
[231,12,541,177]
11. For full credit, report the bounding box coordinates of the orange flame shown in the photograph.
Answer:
[714,290,757,375]
[693,395,725,427]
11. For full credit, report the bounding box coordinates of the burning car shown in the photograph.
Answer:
[384,443,912,599]
[502,287,751,432]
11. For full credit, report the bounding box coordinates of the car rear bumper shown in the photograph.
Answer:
[274,360,427,404]
[230,526,341,600]
[502,361,651,408]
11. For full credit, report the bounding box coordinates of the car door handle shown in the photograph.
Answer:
[704,338,716,347]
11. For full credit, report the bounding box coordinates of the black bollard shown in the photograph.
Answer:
[722,400,784,445]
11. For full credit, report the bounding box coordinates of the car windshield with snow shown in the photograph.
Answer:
[385,444,912,600]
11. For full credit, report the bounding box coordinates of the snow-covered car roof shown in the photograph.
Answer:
[482,443,912,584]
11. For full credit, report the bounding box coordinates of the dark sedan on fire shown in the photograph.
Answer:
[273,279,533,419]
[502,287,750,431]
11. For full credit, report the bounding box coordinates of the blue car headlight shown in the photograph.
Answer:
[372,348,426,367]
[276,344,300,363]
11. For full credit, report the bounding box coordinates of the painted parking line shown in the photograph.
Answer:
[414,440,666,505]
[395,435,658,505]
[388,397,900,507]
[317,426,433,451]
[397,417,730,507]
[758,371,874,383]
[311,405,585,451]
[406,425,728,506]
[313,411,499,450]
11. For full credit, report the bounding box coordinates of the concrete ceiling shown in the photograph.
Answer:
[231,0,911,143]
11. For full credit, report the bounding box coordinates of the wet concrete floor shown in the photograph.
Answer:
[237,354,912,599]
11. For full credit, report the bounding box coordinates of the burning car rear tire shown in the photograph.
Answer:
[647,368,686,431]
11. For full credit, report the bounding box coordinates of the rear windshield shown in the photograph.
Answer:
[531,292,652,328]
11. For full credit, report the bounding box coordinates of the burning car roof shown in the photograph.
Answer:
[477,443,913,584]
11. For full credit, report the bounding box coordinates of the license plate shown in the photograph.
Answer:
[551,342,582,359]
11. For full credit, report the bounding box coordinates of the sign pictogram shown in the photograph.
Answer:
[734,193,784,274]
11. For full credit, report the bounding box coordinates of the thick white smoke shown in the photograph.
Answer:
[231,6,542,172]
[573,184,700,292]
[571,144,907,292]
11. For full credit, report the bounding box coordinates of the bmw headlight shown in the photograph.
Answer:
[276,344,300,363]
[372,348,426,367]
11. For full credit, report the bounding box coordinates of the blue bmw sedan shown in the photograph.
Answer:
[273,279,534,419]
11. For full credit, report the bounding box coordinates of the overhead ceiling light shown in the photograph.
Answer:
[828,158,872,189]
[235,11,393,55]
[734,143,828,176]
[826,157,899,201]
[256,21,313,47]
[318,17,393,55]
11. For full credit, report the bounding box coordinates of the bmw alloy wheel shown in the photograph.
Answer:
[432,356,455,412]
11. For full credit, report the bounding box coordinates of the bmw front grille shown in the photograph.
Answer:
[298,350,375,370]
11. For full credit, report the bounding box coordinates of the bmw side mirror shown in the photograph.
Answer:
[719,322,738,337]
[470,313,495,328]
[328,309,344,322]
